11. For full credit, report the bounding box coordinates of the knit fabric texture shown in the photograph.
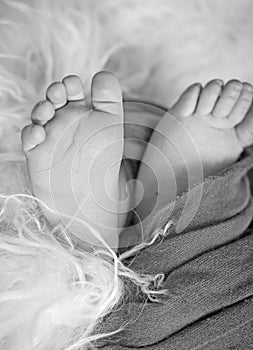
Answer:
[95,148,253,349]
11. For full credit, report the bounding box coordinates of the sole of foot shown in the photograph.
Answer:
[22,72,128,250]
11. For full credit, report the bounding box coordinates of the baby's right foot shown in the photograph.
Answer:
[136,79,253,232]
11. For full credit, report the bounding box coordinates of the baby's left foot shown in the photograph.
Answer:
[21,72,128,250]
[136,79,253,230]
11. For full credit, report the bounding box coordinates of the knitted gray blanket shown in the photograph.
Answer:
[96,148,253,349]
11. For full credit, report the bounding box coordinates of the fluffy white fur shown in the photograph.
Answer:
[0,0,253,349]
[0,164,169,349]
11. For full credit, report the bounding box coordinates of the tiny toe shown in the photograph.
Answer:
[21,124,46,152]
[228,83,253,126]
[212,79,243,118]
[91,71,123,115]
[62,75,86,102]
[195,79,223,116]
[170,83,202,117]
[31,100,55,126]
[46,81,67,109]
[235,105,253,148]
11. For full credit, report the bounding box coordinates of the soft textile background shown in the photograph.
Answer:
[0,0,253,162]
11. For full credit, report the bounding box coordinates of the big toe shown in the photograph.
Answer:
[91,71,123,116]
[170,83,202,117]
[212,80,243,118]
[226,82,253,126]
[236,103,253,148]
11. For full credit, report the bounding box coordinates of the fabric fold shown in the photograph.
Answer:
[97,149,253,349]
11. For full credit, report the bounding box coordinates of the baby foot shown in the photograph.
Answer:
[21,72,129,250]
[136,79,253,231]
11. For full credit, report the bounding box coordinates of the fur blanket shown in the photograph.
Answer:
[1,0,253,145]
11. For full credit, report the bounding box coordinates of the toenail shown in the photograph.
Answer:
[244,83,253,92]
[214,79,223,86]
[194,83,202,89]
[230,82,242,90]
